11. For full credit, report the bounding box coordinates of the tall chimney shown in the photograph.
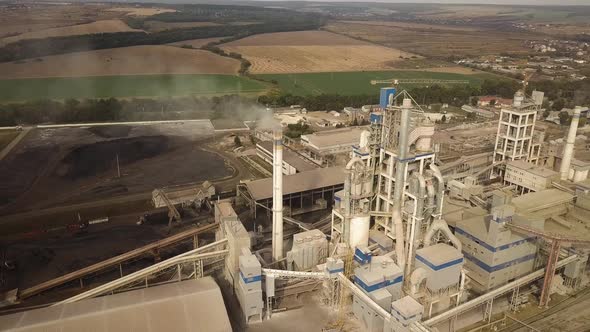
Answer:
[272,128,284,261]
[560,107,582,181]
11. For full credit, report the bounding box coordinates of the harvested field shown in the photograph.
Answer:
[1,20,140,45]
[340,20,481,32]
[143,21,221,32]
[221,30,417,74]
[0,45,240,79]
[168,37,228,48]
[106,7,176,16]
[0,3,122,39]
[326,21,540,58]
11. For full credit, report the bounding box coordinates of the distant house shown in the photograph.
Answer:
[477,96,512,108]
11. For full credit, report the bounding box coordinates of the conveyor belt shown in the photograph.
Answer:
[19,223,219,299]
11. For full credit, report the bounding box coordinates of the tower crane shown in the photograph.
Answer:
[370,78,470,86]
[504,222,590,307]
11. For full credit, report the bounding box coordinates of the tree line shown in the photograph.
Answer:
[0,95,265,126]
[0,9,323,62]
[258,78,524,111]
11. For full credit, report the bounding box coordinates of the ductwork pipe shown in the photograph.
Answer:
[343,157,364,244]
[423,218,462,252]
[406,173,426,278]
[410,267,428,295]
[428,164,445,217]
[560,107,582,181]
[392,100,412,269]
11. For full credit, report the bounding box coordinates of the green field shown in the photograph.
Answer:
[0,74,269,102]
[256,71,498,96]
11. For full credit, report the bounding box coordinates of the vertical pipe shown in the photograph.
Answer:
[560,108,581,180]
[392,98,412,270]
[272,128,284,261]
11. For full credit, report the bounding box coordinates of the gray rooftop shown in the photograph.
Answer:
[507,160,559,178]
[257,141,318,172]
[416,243,462,266]
[512,189,574,213]
[245,167,345,201]
[0,277,231,332]
[391,296,423,319]
[301,127,365,150]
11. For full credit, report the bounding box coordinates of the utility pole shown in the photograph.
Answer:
[116,154,121,178]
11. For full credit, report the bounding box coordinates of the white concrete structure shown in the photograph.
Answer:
[272,129,284,261]
[504,159,559,193]
[560,107,582,180]
[493,90,542,175]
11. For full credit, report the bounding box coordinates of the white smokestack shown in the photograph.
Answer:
[560,107,582,181]
[272,128,284,261]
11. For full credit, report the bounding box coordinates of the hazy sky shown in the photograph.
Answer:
[249,0,590,5]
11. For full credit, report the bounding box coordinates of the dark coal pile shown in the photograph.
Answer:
[87,125,132,139]
[57,136,170,179]
[0,146,58,207]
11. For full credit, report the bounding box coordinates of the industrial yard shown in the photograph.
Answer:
[0,1,589,332]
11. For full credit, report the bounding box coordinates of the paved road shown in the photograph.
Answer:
[0,127,30,161]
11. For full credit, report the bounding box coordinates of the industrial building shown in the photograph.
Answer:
[300,127,365,165]
[2,83,589,332]
[256,140,318,175]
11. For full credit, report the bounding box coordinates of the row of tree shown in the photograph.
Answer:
[0,12,323,62]
[258,78,523,111]
[0,95,265,126]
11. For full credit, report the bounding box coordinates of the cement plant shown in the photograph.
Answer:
[0,1,590,332]
[0,81,588,332]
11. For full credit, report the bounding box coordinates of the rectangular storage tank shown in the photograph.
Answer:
[415,243,463,291]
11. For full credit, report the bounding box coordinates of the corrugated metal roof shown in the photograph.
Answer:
[0,277,231,332]
[512,188,574,213]
[507,160,558,178]
[301,127,365,151]
[245,167,345,201]
[257,141,318,172]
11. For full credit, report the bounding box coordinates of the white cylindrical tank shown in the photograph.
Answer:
[359,130,371,148]
[349,215,370,248]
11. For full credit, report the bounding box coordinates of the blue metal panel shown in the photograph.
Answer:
[328,267,344,274]
[353,275,403,293]
[370,112,383,124]
[379,88,397,109]
[462,251,535,273]
[354,247,372,265]
[240,271,262,284]
[415,254,463,271]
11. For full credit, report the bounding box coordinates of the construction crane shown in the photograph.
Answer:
[370,78,470,86]
[152,189,182,228]
[504,222,590,307]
